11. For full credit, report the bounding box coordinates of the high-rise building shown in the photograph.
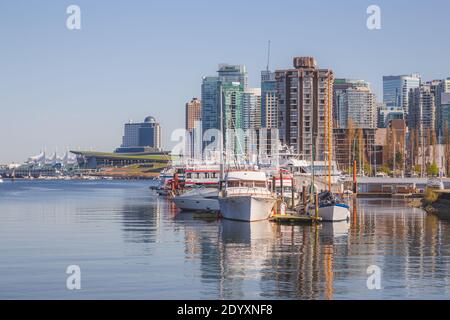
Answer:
[185,98,202,132]
[333,79,376,129]
[261,70,277,128]
[276,57,334,160]
[345,86,377,129]
[201,64,248,156]
[118,116,161,152]
[222,82,245,157]
[440,92,450,135]
[201,76,222,137]
[242,88,261,130]
[185,98,202,159]
[333,79,357,127]
[377,103,404,128]
[429,78,450,140]
[383,74,421,115]
[217,64,248,89]
[408,84,436,141]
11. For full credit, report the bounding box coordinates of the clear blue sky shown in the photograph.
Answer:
[1,0,449,163]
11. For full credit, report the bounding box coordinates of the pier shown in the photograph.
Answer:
[270,214,320,224]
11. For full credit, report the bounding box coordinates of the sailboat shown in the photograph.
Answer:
[315,191,350,222]
[308,81,350,222]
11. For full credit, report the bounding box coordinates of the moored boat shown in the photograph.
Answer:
[184,165,220,188]
[317,203,350,222]
[307,191,350,222]
[219,171,276,222]
[172,188,220,212]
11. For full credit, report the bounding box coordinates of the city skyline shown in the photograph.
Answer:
[1,0,450,163]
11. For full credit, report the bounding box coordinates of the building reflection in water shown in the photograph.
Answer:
[170,198,450,299]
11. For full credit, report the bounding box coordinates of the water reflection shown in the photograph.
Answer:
[120,195,179,245]
[216,220,276,299]
[1,181,450,299]
[176,198,450,299]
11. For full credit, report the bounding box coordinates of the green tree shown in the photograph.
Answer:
[427,162,439,177]
[413,165,421,174]
[364,162,372,176]
[395,151,403,169]
[378,165,391,175]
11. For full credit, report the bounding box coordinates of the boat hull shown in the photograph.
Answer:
[173,195,220,212]
[219,196,276,222]
[318,205,350,222]
[154,188,171,196]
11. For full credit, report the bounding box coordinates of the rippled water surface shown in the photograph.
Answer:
[0,180,449,299]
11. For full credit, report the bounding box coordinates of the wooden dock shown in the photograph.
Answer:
[269,213,321,224]
[357,192,423,198]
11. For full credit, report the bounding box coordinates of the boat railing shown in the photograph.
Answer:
[224,187,274,198]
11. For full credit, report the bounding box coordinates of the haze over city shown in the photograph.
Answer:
[1,0,449,163]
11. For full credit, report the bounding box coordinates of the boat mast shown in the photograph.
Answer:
[312,137,319,220]
[219,85,225,188]
[327,74,333,191]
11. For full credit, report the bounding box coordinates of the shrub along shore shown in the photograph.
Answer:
[422,189,450,220]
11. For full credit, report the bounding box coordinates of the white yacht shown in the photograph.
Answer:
[172,188,220,213]
[219,171,276,222]
[0,177,3,183]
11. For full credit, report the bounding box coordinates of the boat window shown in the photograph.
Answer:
[227,181,266,188]
[228,181,240,187]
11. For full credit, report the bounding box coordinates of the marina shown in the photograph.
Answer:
[0,179,449,299]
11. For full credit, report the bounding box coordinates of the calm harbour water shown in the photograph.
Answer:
[0,179,449,300]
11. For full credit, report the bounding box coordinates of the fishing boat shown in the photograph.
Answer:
[219,171,276,222]
[172,187,220,213]
[184,165,220,188]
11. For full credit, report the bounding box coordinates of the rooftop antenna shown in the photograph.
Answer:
[266,40,271,71]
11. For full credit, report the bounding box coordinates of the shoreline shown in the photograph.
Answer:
[420,190,450,220]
